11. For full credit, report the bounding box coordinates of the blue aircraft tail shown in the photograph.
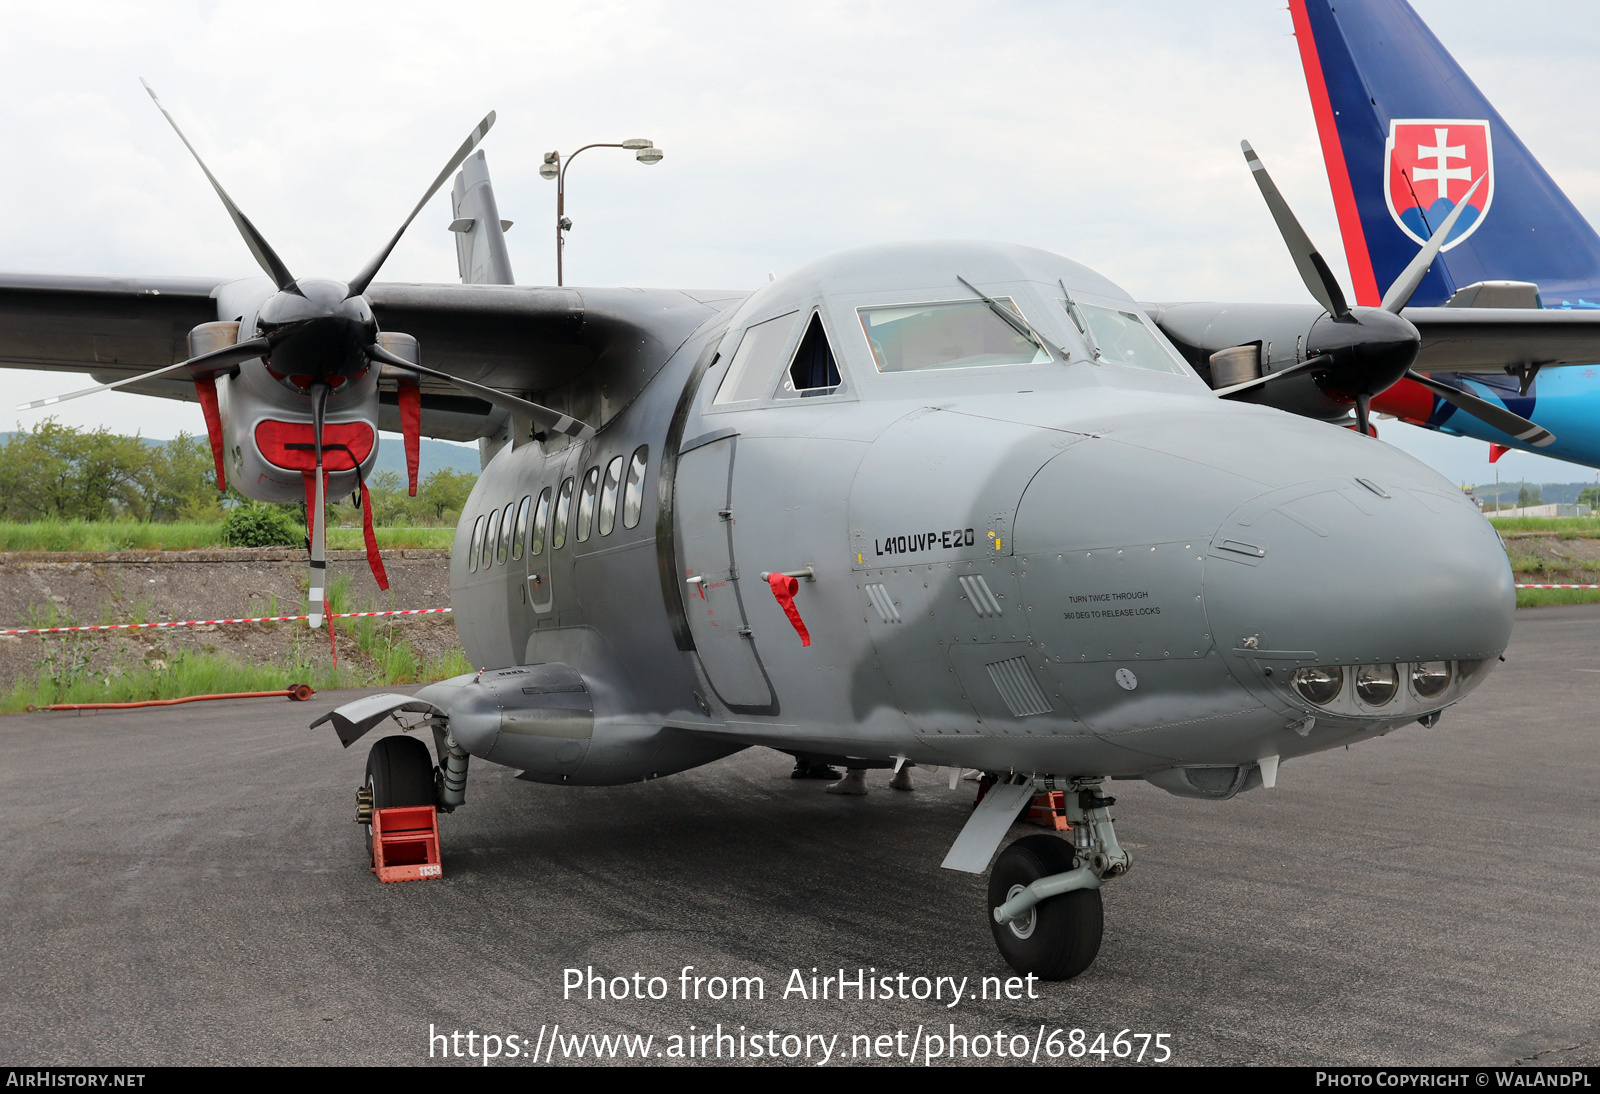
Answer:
[1291,0,1600,309]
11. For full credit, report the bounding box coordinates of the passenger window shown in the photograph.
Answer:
[714,311,800,404]
[530,488,551,555]
[483,506,501,569]
[598,455,624,536]
[857,298,1048,372]
[622,446,648,529]
[511,496,530,560]
[777,312,841,398]
[575,466,600,542]
[497,502,515,564]
[468,515,485,573]
[552,478,574,550]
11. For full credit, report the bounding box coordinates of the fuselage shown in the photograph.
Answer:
[448,241,1513,789]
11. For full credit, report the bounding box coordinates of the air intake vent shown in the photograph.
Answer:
[864,583,901,623]
[986,656,1053,718]
[959,575,1004,618]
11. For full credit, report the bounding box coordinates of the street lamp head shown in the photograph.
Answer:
[635,146,664,165]
[539,161,559,180]
[621,138,653,150]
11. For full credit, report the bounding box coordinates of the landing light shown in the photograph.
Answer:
[1291,665,1343,706]
[1355,664,1399,706]
[1411,661,1451,699]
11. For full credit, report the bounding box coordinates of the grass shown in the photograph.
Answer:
[1517,587,1600,608]
[1490,516,1600,538]
[1,634,472,714]
[0,521,452,552]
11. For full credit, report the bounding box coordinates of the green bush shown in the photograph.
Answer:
[221,503,302,547]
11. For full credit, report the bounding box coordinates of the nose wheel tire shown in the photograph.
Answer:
[362,735,437,861]
[987,834,1103,981]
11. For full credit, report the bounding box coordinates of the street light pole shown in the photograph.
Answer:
[541,139,663,286]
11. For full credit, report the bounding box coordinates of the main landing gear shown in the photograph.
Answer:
[987,780,1129,981]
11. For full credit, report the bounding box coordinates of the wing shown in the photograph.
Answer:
[1402,307,1600,372]
[0,273,746,441]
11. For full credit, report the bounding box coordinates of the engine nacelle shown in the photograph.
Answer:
[186,318,391,507]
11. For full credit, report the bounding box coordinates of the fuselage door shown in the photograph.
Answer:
[674,432,779,713]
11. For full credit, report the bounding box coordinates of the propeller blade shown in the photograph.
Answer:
[1406,369,1555,447]
[15,336,269,410]
[1211,354,1328,398]
[1381,174,1486,314]
[346,112,497,296]
[308,383,329,629]
[1354,392,1373,437]
[1241,141,1350,319]
[140,80,296,292]
[366,343,594,439]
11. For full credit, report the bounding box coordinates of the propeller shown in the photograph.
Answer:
[21,81,596,627]
[1238,141,1552,444]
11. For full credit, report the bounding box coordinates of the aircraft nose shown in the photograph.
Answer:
[1013,406,1512,720]
[1203,471,1513,670]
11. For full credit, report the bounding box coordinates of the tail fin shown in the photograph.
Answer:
[1291,0,1600,308]
[449,151,515,285]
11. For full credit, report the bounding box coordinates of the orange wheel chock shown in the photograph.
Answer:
[371,805,443,883]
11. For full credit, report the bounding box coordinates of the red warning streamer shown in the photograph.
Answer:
[193,376,227,490]
[398,378,422,496]
[767,573,810,647]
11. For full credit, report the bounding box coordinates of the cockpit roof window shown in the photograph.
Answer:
[857,298,1049,373]
[1073,302,1188,376]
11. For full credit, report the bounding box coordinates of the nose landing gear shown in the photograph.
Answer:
[987,780,1129,980]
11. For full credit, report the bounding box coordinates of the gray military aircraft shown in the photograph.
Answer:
[9,89,1596,980]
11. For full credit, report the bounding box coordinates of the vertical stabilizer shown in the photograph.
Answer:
[1291,0,1600,308]
[449,151,515,286]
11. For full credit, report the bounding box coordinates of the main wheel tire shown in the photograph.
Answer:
[364,736,437,862]
[367,735,438,808]
[987,834,1103,981]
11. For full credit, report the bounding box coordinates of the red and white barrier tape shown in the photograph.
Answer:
[1,607,452,636]
[1515,584,1600,589]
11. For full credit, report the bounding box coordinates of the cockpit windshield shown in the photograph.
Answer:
[857,299,1049,373]
[1073,303,1188,375]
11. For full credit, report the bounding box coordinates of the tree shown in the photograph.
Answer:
[1517,484,1543,508]
[419,468,476,524]
[1579,487,1600,511]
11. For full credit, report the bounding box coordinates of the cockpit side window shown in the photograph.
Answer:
[776,312,842,398]
[714,311,801,404]
[1071,302,1188,375]
[857,298,1049,373]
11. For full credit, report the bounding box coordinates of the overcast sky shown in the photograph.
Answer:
[1,0,1596,486]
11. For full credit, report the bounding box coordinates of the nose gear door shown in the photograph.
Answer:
[674,433,778,713]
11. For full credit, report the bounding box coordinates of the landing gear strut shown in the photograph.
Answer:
[987,779,1129,981]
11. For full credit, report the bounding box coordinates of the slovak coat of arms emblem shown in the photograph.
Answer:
[1384,119,1494,249]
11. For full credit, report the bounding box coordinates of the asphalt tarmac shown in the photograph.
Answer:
[3,607,1599,1067]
